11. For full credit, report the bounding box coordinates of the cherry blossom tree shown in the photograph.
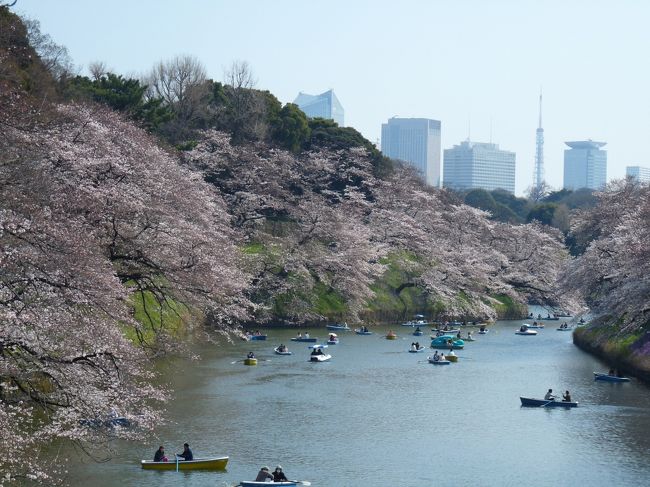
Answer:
[561,179,650,333]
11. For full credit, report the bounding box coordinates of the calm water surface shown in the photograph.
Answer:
[67,316,650,487]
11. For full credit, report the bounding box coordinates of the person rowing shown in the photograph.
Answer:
[562,390,572,402]
[273,465,289,482]
[544,389,555,401]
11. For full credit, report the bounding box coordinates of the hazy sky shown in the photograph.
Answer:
[16,0,650,194]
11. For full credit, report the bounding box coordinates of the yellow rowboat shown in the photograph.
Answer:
[244,358,258,366]
[447,355,458,362]
[386,333,397,340]
[141,456,229,471]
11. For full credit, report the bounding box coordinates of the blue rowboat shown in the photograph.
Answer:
[430,335,464,349]
[428,357,450,365]
[413,330,423,336]
[594,372,630,382]
[326,323,350,331]
[250,335,267,341]
[355,329,372,335]
[408,347,426,353]
[520,397,578,408]
[290,337,317,342]
[240,482,298,487]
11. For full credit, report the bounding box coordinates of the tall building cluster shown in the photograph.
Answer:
[626,166,650,183]
[293,89,613,193]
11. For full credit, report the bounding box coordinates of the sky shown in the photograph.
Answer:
[15,0,650,195]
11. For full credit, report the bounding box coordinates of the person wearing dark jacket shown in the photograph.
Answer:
[177,443,193,461]
[273,465,289,481]
[255,466,273,481]
[153,446,166,462]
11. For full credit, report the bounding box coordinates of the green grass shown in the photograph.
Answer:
[124,289,189,345]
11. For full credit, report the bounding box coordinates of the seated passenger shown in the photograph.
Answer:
[562,390,572,402]
[153,445,166,462]
[247,351,255,359]
[544,389,555,401]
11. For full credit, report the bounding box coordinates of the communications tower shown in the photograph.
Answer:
[533,91,545,190]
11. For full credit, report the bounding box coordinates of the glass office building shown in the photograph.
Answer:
[442,141,516,194]
[626,165,650,183]
[293,90,344,127]
[380,117,442,187]
[563,140,607,190]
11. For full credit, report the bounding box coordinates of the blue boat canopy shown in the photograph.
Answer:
[308,344,328,349]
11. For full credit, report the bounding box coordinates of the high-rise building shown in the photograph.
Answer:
[443,140,516,194]
[563,140,607,190]
[380,117,442,186]
[626,166,650,183]
[293,90,344,126]
[533,91,545,190]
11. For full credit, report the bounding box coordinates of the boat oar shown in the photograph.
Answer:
[292,481,311,486]
[175,454,179,472]
[540,398,556,407]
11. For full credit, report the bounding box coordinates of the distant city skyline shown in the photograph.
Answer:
[15,0,650,195]
[380,117,441,186]
[626,166,650,183]
[563,140,607,191]
[443,140,516,194]
[294,89,344,127]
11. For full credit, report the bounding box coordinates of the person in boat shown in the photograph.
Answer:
[608,369,615,376]
[411,342,417,351]
[456,331,461,339]
[439,352,446,360]
[467,331,472,339]
[529,312,534,318]
[562,390,572,402]
[415,326,421,333]
[273,465,289,482]
[520,325,527,332]
[153,445,167,462]
[304,332,310,339]
[177,443,193,461]
[278,344,286,352]
[329,334,336,341]
[479,325,486,332]
[432,351,440,361]
[415,341,421,349]
[544,389,555,401]
[311,348,318,356]
[247,351,255,359]
[255,466,274,482]
[537,314,542,320]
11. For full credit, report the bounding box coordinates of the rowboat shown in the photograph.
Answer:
[428,356,451,365]
[326,323,350,331]
[326,333,339,344]
[386,332,398,340]
[413,330,423,336]
[141,456,229,471]
[464,335,476,341]
[515,325,537,335]
[408,346,426,353]
[432,329,460,335]
[430,335,464,349]
[355,329,373,335]
[594,372,631,382]
[556,326,573,331]
[249,334,267,341]
[244,357,258,366]
[240,482,299,487]
[309,344,331,362]
[520,397,578,408]
[478,327,489,334]
[274,346,292,355]
[525,323,545,329]
[446,354,458,362]
[291,336,317,342]
[401,319,428,327]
